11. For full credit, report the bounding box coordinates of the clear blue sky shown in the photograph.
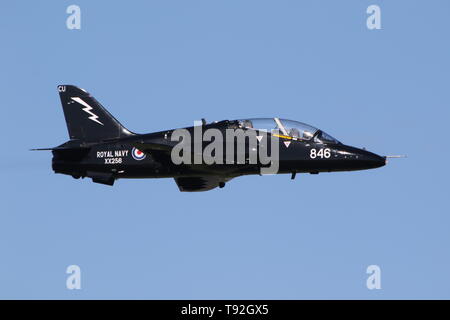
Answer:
[1,0,449,299]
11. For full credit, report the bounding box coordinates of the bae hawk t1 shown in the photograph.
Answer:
[33,85,391,192]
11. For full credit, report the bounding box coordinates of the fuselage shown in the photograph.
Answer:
[52,119,386,182]
[44,85,387,191]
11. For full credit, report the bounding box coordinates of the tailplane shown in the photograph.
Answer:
[57,85,134,142]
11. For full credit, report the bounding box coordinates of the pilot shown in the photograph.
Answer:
[242,120,253,128]
[289,128,300,138]
[302,131,313,140]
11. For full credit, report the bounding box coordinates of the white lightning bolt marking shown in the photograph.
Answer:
[70,97,104,126]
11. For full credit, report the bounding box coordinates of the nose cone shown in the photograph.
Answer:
[333,145,386,172]
[359,149,386,169]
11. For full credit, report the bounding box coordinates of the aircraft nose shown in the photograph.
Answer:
[360,149,386,169]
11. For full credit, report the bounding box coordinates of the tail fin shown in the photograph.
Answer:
[57,85,134,142]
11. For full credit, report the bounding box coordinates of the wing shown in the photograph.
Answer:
[174,176,229,192]
[132,142,173,153]
[132,141,199,165]
[131,141,175,164]
[134,142,233,192]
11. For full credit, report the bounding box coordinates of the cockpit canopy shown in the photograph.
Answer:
[238,118,340,144]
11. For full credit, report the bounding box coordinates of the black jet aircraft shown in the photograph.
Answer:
[34,85,387,192]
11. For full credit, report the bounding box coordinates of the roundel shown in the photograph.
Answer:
[132,147,146,160]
